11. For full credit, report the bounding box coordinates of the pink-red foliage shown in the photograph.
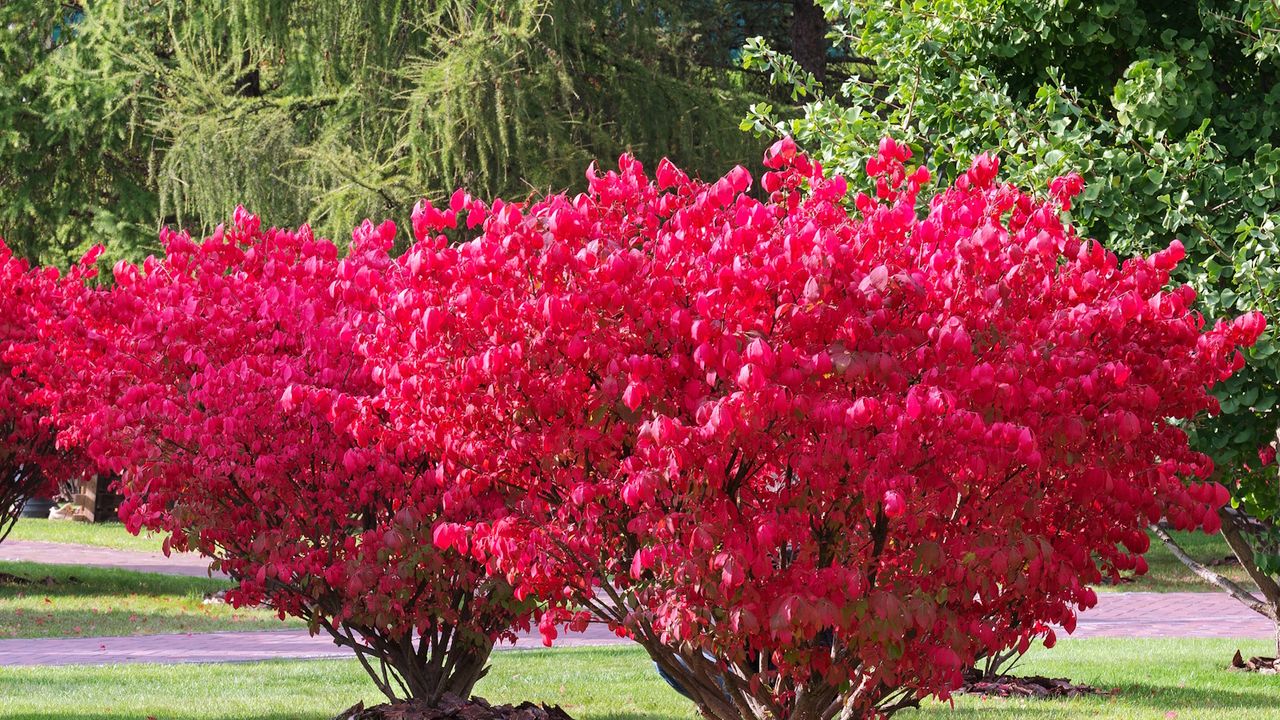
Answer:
[33,213,528,702]
[0,240,94,539]
[361,139,1263,719]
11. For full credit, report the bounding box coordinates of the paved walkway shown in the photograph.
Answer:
[1068,591,1275,640]
[0,592,1272,667]
[1,541,1275,667]
[0,626,625,667]
[0,540,223,578]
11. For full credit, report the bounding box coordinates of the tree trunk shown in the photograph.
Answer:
[235,49,262,98]
[0,464,46,544]
[321,620,494,705]
[1275,616,1280,658]
[1153,425,1280,658]
[628,624,904,720]
[790,0,829,86]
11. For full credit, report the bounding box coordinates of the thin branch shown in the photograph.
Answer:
[1150,522,1275,619]
[1218,507,1280,607]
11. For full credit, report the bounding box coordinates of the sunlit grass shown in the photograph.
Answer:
[7,519,165,554]
[0,561,299,638]
[1,639,1277,719]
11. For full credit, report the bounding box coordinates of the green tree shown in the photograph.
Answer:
[0,4,157,265]
[1,0,768,267]
[746,0,1280,654]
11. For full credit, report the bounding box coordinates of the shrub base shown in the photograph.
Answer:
[959,670,1114,699]
[1231,650,1279,674]
[335,694,575,720]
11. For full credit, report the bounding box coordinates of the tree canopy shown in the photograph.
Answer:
[1,0,782,266]
[747,0,1280,502]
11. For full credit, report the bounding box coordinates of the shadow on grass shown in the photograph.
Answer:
[940,678,1280,717]
[0,560,297,638]
[4,644,1274,720]
[0,560,230,599]
[0,606,294,638]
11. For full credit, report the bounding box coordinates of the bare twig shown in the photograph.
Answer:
[1150,522,1275,619]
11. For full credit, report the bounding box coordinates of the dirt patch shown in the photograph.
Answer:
[335,694,575,720]
[1232,650,1279,674]
[0,572,79,587]
[960,672,1114,699]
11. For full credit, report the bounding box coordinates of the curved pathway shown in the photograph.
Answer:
[1,540,223,578]
[0,626,625,667]
[1,541,1275,666]
[1069,591,1274,639]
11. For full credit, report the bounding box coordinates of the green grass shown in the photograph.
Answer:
[6,518,165,553]
[0,639,1276,719]
[1106,529,1256,594]
[0,561,301,639]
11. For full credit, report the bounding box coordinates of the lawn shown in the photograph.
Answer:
[0,561,301,639]
[6,518,165,553]
[1107,529,1256,594]
[0,639,1276,719]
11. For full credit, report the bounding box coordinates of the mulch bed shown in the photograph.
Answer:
[335,694,575,720]
[1232,650,1279,674]
[959,671,1114,699]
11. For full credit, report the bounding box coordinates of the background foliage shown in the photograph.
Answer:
[745,0,1280,518]
[0,0,805,266]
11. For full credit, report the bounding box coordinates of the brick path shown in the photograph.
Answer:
[0,626,625,667]
[1,540,1275,666]
[1068,591,1276,640]
[0,540,223,578]
[0,592,1272,667]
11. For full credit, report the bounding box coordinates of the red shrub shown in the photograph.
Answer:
[0,241,94,539]
[33,213,530,703]
[362,139,1262,719]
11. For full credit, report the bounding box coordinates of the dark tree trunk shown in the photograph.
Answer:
[319,618,494,705]
[1,464,46,544]
[1153,494,1280,658]
[235,49,262,98]
[790,0,829,86]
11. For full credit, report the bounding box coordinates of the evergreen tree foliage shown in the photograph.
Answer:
[0,3,157,265]
[1,1,765,265]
